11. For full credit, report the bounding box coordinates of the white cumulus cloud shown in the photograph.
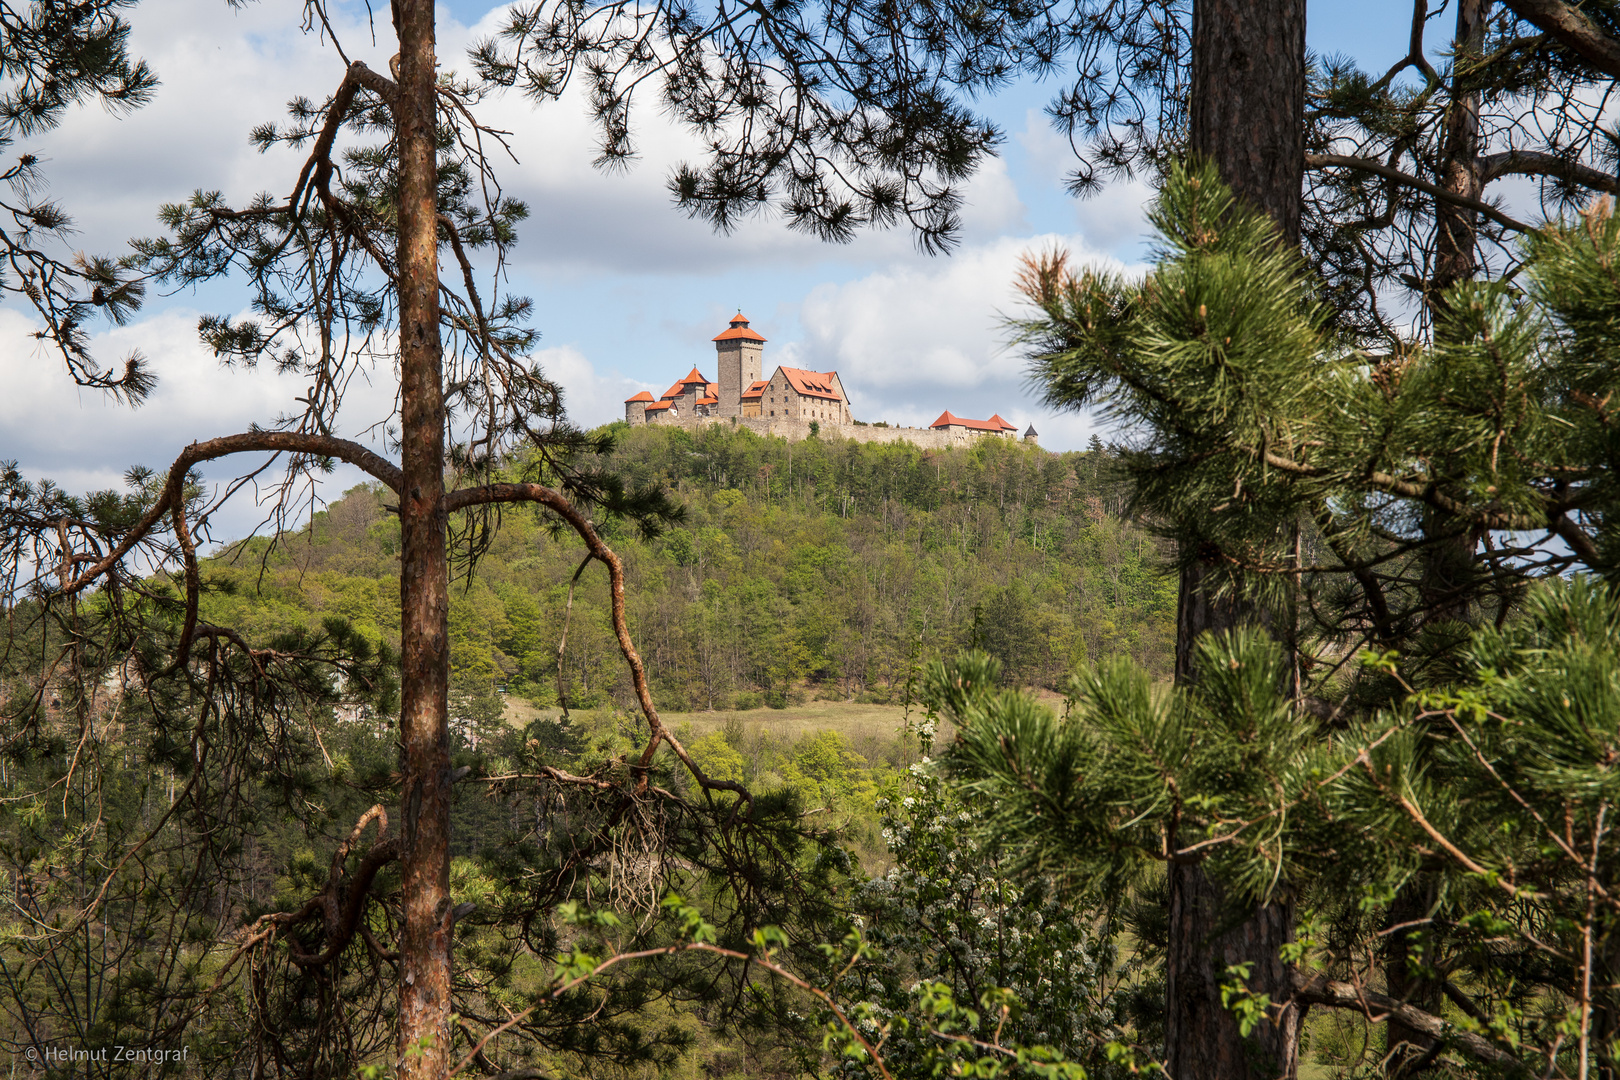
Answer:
[774,233,1136,442]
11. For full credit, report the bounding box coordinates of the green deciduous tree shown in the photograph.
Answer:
[842,747,1132,1078]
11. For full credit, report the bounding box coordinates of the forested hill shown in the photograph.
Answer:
[202,425,1175,715]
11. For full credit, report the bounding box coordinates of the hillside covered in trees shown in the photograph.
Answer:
[202,426,1174,719]
[0,427,1180,1079]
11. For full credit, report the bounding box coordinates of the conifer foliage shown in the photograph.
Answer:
[1016,162,1615,670]
[0,0,155,399]
[945,159,1620,1076]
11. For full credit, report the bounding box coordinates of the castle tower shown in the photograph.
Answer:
[713,312,766,418]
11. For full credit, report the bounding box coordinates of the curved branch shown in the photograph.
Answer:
[288,836,401,968]
[61,431,402,596]
[444,482,750,804]
[1499,0,1620,81]
[1292,970,1525,1071]
[1552,513,1601,565]
[1306,153,1535,233]
[1257,447,1592,538]
[472,768,617,791]
[1480,149,1620,194]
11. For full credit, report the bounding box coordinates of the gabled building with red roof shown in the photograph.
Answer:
[622,312,1039,449]
[738,379,770,414]
[928,411,1020,441]
[752,365,851,425]
[663,366,720,417]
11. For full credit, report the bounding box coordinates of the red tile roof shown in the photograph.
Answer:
[713,313,766,343]
[778,367,843,402]
[662,373,718,400]
[624,390,655,403]
[740,379,769,400]
[929,410,1011,432]
[987,413,1017,431]
[645,400,673,412]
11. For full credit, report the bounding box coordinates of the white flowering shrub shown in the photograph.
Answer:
[821,753,1135,1077]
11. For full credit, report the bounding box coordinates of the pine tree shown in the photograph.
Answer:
[1306,0,1620,342]
[1093,2,1312,1072]
[0,0,155,398]
[971,149,1620,1077]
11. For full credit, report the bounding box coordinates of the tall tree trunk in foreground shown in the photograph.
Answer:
[1187,0,1306,240]
[1168,3,1305,1078]
[1414,0,1486,632]
[394,0,454,1074]
[1387,5,1487,1075]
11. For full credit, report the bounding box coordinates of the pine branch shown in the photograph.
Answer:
[57,432,403,598]
[1499,0,1620,81]
[1480,149,1620,194]
[444,482,753,809]
[1291,970,1525,1071]
[1305,153,1534,233]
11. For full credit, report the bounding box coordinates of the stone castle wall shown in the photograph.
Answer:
[670,413,1012,451]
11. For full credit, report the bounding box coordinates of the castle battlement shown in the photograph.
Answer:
[625,314,1039,451]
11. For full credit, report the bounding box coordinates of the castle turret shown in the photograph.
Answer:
[1023,423,1039,445]
[714,313,765,418]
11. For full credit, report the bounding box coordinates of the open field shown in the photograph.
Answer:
[504,689,1076,741]
[503,691,1075,743]
[503,696,935,768]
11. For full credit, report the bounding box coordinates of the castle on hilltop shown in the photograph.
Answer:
[624,314,1040,451]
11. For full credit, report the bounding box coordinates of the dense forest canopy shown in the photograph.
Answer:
[203,428,1173,715]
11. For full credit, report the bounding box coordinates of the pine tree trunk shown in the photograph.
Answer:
[1188,0,1306,244]
[1168,565,1303,1080]
[1432,0,1486,298]
[394,0,454,1075]
[1168,850,1301,1080]
[1168,4,1306,1079]
[1415,0,1486,632]
[1386,8,1488,1075]
[1384,880,1440,1076]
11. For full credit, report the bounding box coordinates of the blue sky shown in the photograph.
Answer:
[0,0,1431,538]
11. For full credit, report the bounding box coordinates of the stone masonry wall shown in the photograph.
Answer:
[670,414,1005,451]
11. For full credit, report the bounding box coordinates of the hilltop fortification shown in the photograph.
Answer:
[624,314,1040,451]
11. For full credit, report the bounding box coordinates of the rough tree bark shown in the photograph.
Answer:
[1413,0,1488,633]
[393,0,454,1073]
[1168,2,1306,1079]
[1388,7,1487,1074]
[1432,0,1487,297]
[1187,0,1306,241]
